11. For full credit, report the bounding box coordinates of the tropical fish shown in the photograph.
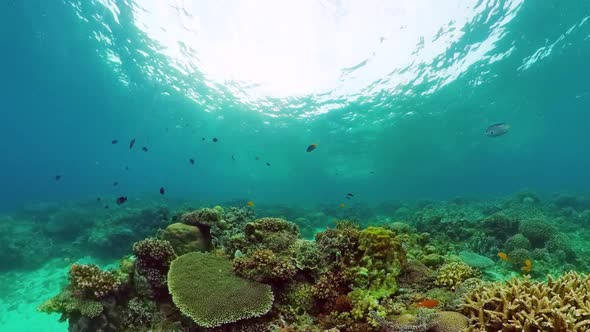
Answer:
[159,187,165,195]
[485,123,510,137]
[306,143,318,152]
[212,137,218,142]
[347,193,354,197]
[266,162,271,166]
[247,201,254,207]
[202,137,205,141]
[522,259,532,273]
[498,252,509,261]
[416,299,439,309]
[113,181,118,187]
[232,155,235,161]
[340,203,345,208]
[142,147,148,152]
[345,196,351,200]
[54,175,62,181]
[111,139,118,144]
[189,158,195,165]
[129,138,136,149]
[116,196,127,205]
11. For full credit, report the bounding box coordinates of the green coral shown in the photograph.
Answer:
[289,239,321,271]
[348,289,387,328]
[354,226,406,298]
[233,248,297,283]
[159,222,208,254]
[38,290,103,321]
[504,233,531,252]
[435,262,477,290]
[244,217,300,254]
[518,218,557,247]
[168,252,273,328]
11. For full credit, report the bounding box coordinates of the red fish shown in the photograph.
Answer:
[129,138,136,149]
[417,299,439,309]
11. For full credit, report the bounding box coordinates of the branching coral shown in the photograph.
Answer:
[233,248,297,283]
[461,272,590,331]
[132,237,176,295]
[435,262,477,290]
[168,252,274,328]
[68,263,121,299]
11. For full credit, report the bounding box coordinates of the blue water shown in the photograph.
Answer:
[1,0,590,330]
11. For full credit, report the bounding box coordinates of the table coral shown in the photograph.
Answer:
[168,252,274,328]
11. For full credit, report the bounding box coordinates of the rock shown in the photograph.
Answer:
[160,223,208,254]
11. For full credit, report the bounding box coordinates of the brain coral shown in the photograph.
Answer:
[167,252,274,328]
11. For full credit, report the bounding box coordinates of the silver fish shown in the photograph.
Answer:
[485,123,510,137]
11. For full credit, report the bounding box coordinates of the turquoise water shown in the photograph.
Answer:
[2,0,590,331]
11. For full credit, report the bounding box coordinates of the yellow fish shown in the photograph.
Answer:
[521,259,532,273]
[497,252,509,261]
[247,201,254,207]
[339,203,345,208]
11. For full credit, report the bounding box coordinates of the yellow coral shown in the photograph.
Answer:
[461,272,590,331]
[435,261,477,290]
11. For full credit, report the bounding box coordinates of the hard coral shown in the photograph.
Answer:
[38,290,104,321]
[244,217,300,254]
[233,248,297,283]
[159,222,208,254]
[518,218,557,247]
[168,252,274,328]
[504,233,531,252]
[435,262,477,290]
[68,264,121,299]
[355,226,406,298]
[132,237,176,292]
[461,272,590,331]
[315,220,362,268]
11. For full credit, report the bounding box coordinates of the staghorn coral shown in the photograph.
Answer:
[435,261,477,290]
[233,248,297,283]
[461,272,590,331]
[168,252,274,328]
[68,263,121,299]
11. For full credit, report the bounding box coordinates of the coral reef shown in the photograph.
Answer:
[435,261,478,290]
[158,222,208,254]
[462,272,590,331]
[132,237,177,295]
[68,264,121,299]
[167,252,274,328]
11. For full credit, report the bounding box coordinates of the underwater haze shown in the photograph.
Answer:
[2,0,590,331]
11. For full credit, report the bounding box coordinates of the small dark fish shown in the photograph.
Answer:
[113,181,118,186]
[54,175,62,181]
[96,197,101,202]
[159,187,165,195]
[485,123,510,137]
[125,166,129,171]
[202,137,205,141]
[346,193,354,197]
[165,128,169,132]
[116,196,127,205]
[129,138,136,149]
[189,158,195,165]
[370,171,375,174]
[266,162,271,166]
[142,147,148,152]
[306,143,318,152]
[111,139,118,144]
[345,196,351,200]
[232,155,235,161]
[255,156,260,160]
[104,205,109,209]
[212,137,218,142]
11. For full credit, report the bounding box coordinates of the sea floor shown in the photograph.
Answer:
[0,257,106,332]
